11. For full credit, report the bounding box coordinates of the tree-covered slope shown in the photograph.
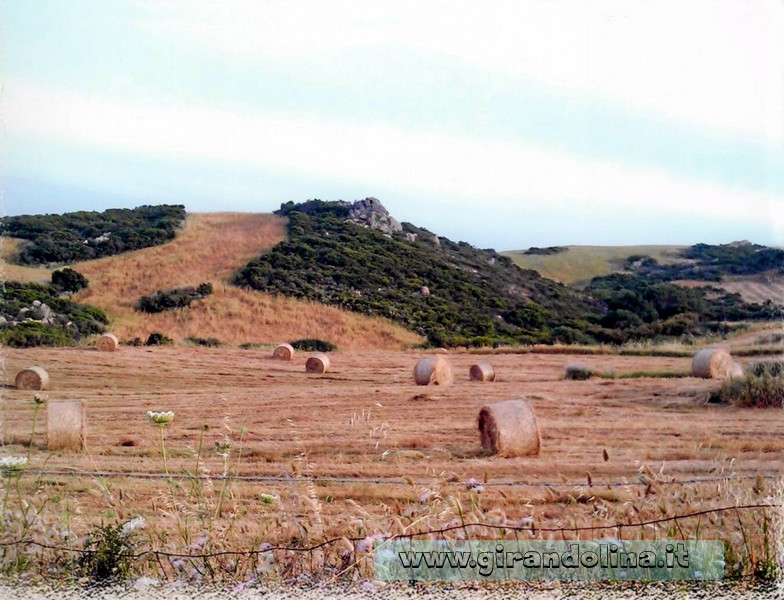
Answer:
[235,200,782,347]
[235,200,601,346]
[1,205,186,264]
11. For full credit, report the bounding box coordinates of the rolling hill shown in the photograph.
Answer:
[504,244,784,306]
[1,212,422,350]
[502,245,687,286]
[2,202,779,350]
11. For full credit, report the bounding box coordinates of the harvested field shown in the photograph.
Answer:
[3,347,781,527]
[1,345,783,591]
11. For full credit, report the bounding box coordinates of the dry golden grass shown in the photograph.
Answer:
[66,212,421,349]
[3,346,782,529]
[503,245,686,285]
[0,237,53,283]
[676,276,784,304]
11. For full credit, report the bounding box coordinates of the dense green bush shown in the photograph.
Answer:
[51,267,89,293]
[563,363,592,380]
[290,338,337,352]
[708,364,784,408]
[1,204,185,265]
[135,282,213,313]
[0,321,74,347]
[146,332,173,346]
[0,281,107,346]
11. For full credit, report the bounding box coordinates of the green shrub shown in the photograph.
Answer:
[146,332,173,346]
[290,338,337,352]
[77,521,140,583]
[135,282,213,313]
[0,322,74,347]
[51,267,89,293]
[563,362,592,380]
[0,281,107,346]
[708,365,784,408]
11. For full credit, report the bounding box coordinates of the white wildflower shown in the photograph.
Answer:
[121,516,146,534]
[214,439,232,457]
[146,410,174,425]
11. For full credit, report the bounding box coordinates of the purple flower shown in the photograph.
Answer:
[465,477,484,492]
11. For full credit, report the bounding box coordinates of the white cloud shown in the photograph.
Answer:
[139,0,784,143]
[6,80,781,236]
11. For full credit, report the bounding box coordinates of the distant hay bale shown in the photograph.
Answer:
[47,400,86,452]
[414,355,453,386]
[96,333,119,352]
[305,353,330,373]
[469,360,495,382]
[729,361,745,379]
[434,348,448,354]
[478,398,541,457]
[15,366,49,390]
[691,348,733,379]
[272,343,294,361]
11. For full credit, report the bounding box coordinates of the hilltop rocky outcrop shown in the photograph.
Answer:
[345,197,402,236]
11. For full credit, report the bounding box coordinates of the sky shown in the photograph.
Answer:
[2,0,783,250]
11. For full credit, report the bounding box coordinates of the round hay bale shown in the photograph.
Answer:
[478,398,540,457]
[413,355,453,386]
[96,333,119,352]
[469,360,495,382]
[729,361,745,379]
[47,400,86,452]
[691,348,733,379]
[305,353,330,373]
[272,343,294,361]
[15,366,49,391]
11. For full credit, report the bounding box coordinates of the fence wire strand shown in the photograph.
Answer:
[0,503,775,559]
[16,468,782,488]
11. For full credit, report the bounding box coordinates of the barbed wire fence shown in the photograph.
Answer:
[1,465,781,585]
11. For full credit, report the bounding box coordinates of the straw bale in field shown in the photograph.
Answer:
[478,398,540,457]
[96,333,119,352]
[15,366,49,390]
[691,348,733,379]
[272,343,294,360]
[306,353,330,373]
[413,355,453,385]
[469,360,495,382]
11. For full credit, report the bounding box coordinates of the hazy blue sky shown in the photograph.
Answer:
[3,0,783,250]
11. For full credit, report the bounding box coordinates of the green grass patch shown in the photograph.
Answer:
[732,347,784,357]
[184,336,221,347]
[595,369,691,379]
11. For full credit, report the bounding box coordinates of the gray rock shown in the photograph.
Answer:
[345,197,402,235]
